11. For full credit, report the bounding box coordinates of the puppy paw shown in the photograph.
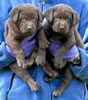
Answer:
[45,70,58,77]
[30,82,40,91]
[53,89,62,97]
[44,75,54,82]
[17,59,27,69]
[35,56,46,66]
[39,40,49,49]
[52,71,58,77]
[27,79,40,91]
[54,57,62,69]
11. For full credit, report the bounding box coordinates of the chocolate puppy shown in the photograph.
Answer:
[36,4,84,96]
[44,4,84,69]
[4,4,44,91]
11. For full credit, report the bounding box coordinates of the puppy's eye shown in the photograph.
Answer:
[19,15,25,20]
[66,17,71,21]
[65,16,71,20]
[54,16,59,19]
[20,17,25,20]
[33,16,38,20]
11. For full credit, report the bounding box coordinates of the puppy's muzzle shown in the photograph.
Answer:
[26,25,34,32]
[27,25,33,30]
[56,24,65,33]
[24,24,36,34]
[59,24,65,30]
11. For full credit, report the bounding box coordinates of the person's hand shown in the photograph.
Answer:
[48,39,79,62]
[6,32,36,57]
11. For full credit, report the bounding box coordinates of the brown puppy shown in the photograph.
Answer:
[36,4,84,96]
[4,4,44,91]
[44,4,84,69]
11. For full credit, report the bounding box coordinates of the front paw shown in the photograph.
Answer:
[35,56,46,66]
[54,57,62,69]
[39,40,49,49]
[44,75,54,82]
[43,67,58,77]
[17,59,27,69]
[53,89,62,97]
[27,79,40,91]
[30,82,40,91]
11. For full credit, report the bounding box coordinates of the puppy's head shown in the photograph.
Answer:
[44,4,79,34]
[9,4,43,35]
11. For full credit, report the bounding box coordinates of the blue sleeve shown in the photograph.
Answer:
[0,0,15,68]
[70,47,88,83]
[0,0,12,42]
[70,2,88,83]
[0,42,15,68]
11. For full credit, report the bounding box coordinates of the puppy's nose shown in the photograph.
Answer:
[59,25,64,29]
[27,25,32,29]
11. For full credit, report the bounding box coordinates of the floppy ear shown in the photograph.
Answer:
[37,8,44,22]
[9,7,20,22]
[72,11,79,26]
[44,8,53,23]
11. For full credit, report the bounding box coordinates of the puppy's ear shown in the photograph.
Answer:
[9,8,20,22]
[72,11,79,26]
[44,8,53,23]
[37,8,44,22]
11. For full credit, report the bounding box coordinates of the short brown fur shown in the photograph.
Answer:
[4,4,44,91]
[35,4,84,96]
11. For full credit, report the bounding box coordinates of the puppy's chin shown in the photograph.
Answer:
[52,27,64,34]
[20,28,36,35]
[52,26,70,34]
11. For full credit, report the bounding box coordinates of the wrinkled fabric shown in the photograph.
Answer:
[0,0,88,100]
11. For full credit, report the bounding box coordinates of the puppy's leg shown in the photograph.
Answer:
[44,60,67,82]
[35,28,49,66]
[6,35,27,69]
[9,63,40,91]
[35,48,46,66]
[54,34,76,69]
[37,28,49,49]
[26,49,37,68]
[53,66,73,97]
[74,28,84,48]
[43,61,58,82]
[44,74,58,82]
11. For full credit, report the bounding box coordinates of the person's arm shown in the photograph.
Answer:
[0,42,15,68]
[0,0,16,68]
[0,0,38,69]
[70,2,88,83]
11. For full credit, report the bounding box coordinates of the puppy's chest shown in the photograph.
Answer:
[51,34,64,41]
[47,27,66,41]
[12,32,35,41]
[50,32,66,42]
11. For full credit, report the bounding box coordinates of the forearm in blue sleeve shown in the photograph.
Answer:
[71,1,88,83]
[70,48,88,83]
[0,0,16,68]
[0,42,15,69]
[70,27,88,83]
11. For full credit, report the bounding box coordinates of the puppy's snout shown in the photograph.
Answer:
[26,22,36,33]
[27,25,33,30]
[59,25,65,29]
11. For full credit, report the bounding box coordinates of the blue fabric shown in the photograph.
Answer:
[0,42,15,68]
[0,0,88,100]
